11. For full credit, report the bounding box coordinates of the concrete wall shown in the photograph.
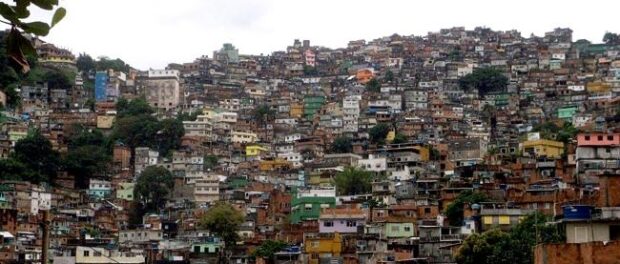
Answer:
[565,223,609,243]
[535,241,620,264]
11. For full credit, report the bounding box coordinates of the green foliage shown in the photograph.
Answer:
[12,130,60,184]
[0,158,33,181]
[204,155,218,170]
[0,40,21,108]
[253,104,275,126]
[331,136,353,153]
[533,121,579,144]
[177,109,203,122]
[96,56,130,72]
[392,133,407,144]
[369,123,390,144]
[384,70,394,83]
[253,240,289,264]
[456,214,565,264]
[134,166,174,211]
[0,0,65,73]
[112,98,183,156]
[445,190,488,226]
[333,166,373,195]
[200,202,245,247]
[458,67,508,97]
[76,53,96,73]
[603,32,620,45]
[303,65,318,76]
[116,97,154,118]
[365,78,381,92]
[64,145,110,189]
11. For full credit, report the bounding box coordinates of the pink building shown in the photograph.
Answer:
[576,133,620,181]
[304,49,316,67]
[318,208,366,234]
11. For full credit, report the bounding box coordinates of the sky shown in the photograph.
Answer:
[10,0,619,69]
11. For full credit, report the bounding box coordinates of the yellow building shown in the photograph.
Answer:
[304,233,342,264]
[245,145,268,157]
[586,81,612,93]
[415,146,430,161]
[259,159,291,171]
[97,115,115,129]
[522,139,564,158]
[290,103,303,119]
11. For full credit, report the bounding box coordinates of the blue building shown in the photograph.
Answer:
[95,71,108,102]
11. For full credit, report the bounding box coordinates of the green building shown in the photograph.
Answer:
[290,196,336,224]
[558,106,578,121]
[385,222,415,238]
[303,96,326,119]
[191,237,224,254]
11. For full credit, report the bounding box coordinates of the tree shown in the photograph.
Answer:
[177,109,203,122]
[384,70,394,83]
[253,240,289,264]
[458,68,508,97]
[64,145,110,189]
[303,65,318,76]
[455,214,564,264]
[444,190,488,226]
[116,97,154,118]
[43,69,72,90]
[365,78,381,92]
[0,0,66,73]
[200,202,245,248]
[331,136,353,153]
[369,123,390,144]
[456,229,512,264]
[134,166,174,211]
[333,166,373,195]
[96,56,130,72]
[76,53,96,74]
[12,130,60,184]
[0,158,32,181]
[603,32,620,45]
[392,133,407,144]
[253,105,275,127]
[204,155,219,170]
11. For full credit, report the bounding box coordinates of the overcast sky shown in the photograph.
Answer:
[12,0,619,69]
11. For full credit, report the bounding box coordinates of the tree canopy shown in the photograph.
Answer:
[365,78,381,92]
[0,0,66,73]
[456,214,564,264]
[333,166,373,195]
[458,68,508,97]
[331,136,353,153]
[253,240,289,264]
[445,190,489,226]
[200,202,245,247]
[11,130,61,184]
[134,166,174,211]
[369,123,391,144]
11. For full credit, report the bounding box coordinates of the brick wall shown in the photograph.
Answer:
[535,241,620,264]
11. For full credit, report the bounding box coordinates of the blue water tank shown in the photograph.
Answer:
[563,205,593,220]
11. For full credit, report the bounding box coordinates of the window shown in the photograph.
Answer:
[311,242,320,248]
[424,207,431,214]
[608,135,614,141]
[93,251,102,257]
[404,226,411,232]
[585,135,591,140]
[83,251,90,257]
[598,135,604,141]
[323,221,333,227]
[346,221,357,227]
[391,226,400,232]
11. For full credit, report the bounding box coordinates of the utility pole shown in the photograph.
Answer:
[41,210,51,264]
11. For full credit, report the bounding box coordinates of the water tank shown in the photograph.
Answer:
[563,205,593,220]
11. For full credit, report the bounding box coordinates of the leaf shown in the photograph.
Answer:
[22,21,50,36]
[6,28,32,73]
[51,7,65,27]
[0,2,19,24]
[31,0,54,10]
[14,0,31,19]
